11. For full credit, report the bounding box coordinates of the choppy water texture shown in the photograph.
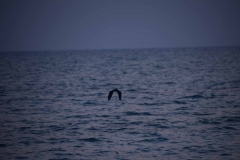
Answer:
[0,47,240,159]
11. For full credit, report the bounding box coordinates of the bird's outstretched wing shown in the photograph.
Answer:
[108,91,113,101]
[117,90,121,100]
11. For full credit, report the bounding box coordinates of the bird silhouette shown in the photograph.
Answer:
[108,89,121,101]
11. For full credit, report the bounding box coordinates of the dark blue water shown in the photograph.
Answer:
[0,47,240,159]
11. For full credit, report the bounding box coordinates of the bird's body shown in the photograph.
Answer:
[108,89,121,101]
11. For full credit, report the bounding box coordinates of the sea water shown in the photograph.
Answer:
[0,47,240,159]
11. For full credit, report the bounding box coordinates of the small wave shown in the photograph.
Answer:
[213,126,238,131]
[199,119,220,125]
[182,145,202,152]
[0,144,7,148]
[129,121,143,125]
[181,94,204,99]
[223,126,237,130]
[116,127,128,131]
[19,126,31,131]
[193,112,214,116]
[143,96,153,100]
[48,147,66,152]
[79,138,100,142]
[65,115,89,119]
[15,156,29,159]
[98,114,111,118]
[155,118,167,121]
[175,106,189,110]
[173,100,187,104]
[155,65,163,69]
[140,137,168,143]
[164,82,175,85]
[225,116,240,123]
[138,102,160,106]
[124,111,153,116]
[126,89,137,92]
[87,127,98,131]
[220,153,232,156]
[127,131,140,134]
[147,123,169,128]
[83,101,97,106]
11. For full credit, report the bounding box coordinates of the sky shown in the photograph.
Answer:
[1,0,240,51]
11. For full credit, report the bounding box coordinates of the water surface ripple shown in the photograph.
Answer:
[0,47,240,159]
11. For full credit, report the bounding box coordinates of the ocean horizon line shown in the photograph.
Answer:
[1,45,240,53]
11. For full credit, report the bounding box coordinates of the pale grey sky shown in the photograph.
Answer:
[1,0,240,51]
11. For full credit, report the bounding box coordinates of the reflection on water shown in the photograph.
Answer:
[0,47,240,159]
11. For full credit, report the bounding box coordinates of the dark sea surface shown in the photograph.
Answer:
[0,47,240,159]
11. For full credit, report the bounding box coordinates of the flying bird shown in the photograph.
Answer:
[108,89,121,101]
